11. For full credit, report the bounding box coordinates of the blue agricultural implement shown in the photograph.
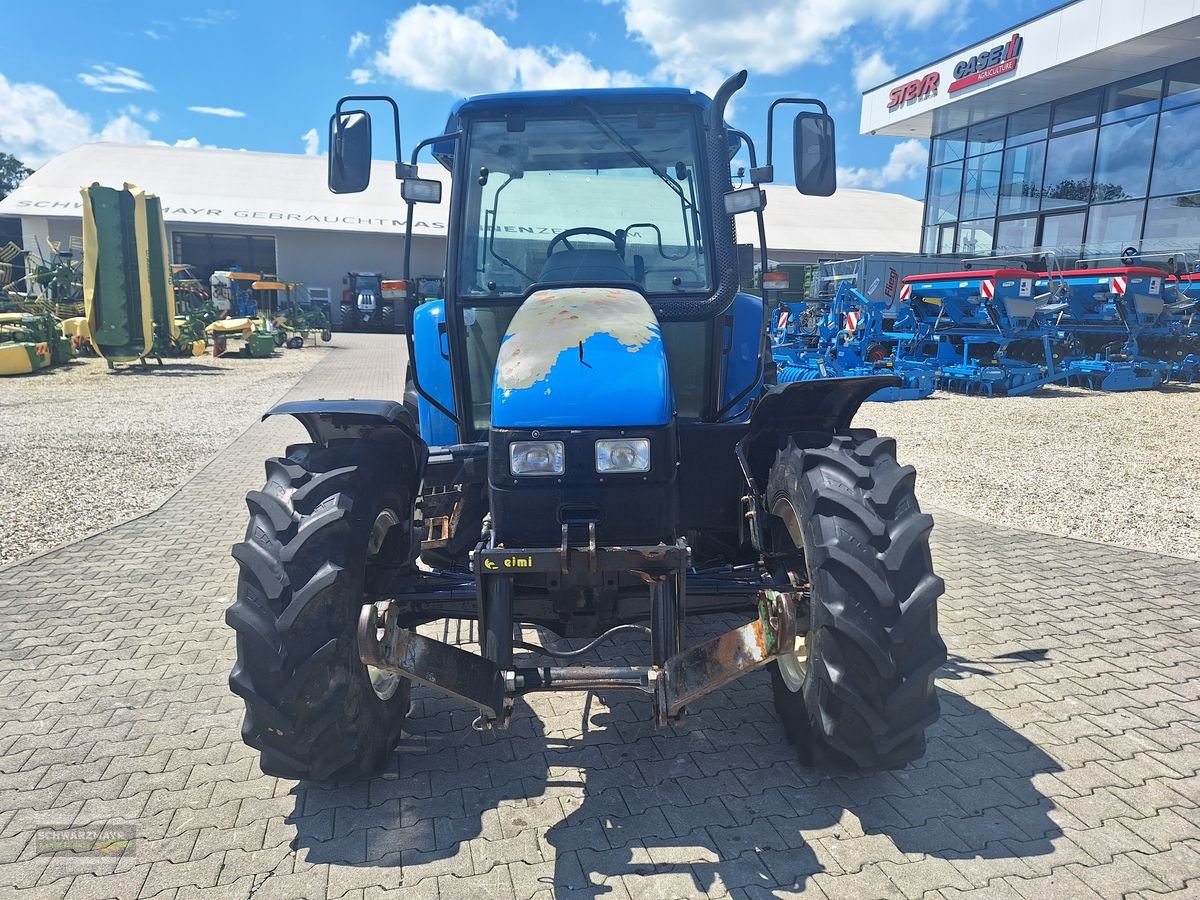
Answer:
[225,73,946,783]
[771,280,937,401]
[893,267,1076,396]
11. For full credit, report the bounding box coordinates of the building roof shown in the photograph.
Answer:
[0,141,921,254]
[861,0,1200,138]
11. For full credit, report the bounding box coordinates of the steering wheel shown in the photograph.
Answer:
[547,227,623,257]
[1121,246,1140,265]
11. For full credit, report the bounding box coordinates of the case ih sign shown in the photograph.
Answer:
[887,32,1024,110]
[949,32,1024,94]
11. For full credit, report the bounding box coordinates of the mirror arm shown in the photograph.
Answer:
[335,95,415,177]
[761,97,830,184]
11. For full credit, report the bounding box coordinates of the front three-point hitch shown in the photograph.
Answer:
[357,540,801,728]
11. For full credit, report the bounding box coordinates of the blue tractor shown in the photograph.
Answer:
[226,73,946,782]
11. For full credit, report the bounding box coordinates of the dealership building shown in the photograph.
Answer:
[862,0,1200,263]
[0,141,922,305]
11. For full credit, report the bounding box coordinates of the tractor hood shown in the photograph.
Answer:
[490,287,672,429]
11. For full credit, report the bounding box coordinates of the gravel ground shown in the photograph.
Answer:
[856,383,1200,560]
[0,347,331,567]
[3,348,1197,566]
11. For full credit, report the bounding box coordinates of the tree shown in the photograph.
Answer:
[0,153,33,201]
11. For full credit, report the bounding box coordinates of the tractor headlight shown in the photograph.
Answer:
[509,440,564,476]
[595,438,650,473]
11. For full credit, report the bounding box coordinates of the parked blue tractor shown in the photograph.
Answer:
[225,73,946,782]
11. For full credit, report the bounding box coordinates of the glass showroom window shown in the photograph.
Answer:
[1040,211,1086,260]
[932,129,966,166]
[961,151,1002,220]
[1042,129,1097,210]
[1143,194,1200,251]
[926,162,963,225]
[999,142,1045,215]
[1052,91,1100,134]
[1092,114,1156,201]
[995,216,1038,253]
[1151,102,1200,197]
[1163,58,1200,110]
[956,219,994,256]
[1102,72,1163,124]
[1006,104,1050,146]
[966,119,1005,157]
[1085,200,1145,256]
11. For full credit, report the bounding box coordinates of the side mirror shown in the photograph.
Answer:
[328,111,373,194]
[794,112,836,197]
[401,177,442,204]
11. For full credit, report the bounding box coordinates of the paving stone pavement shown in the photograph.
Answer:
[1,333,1198,899]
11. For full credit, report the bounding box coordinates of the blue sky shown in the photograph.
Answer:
[1,1,1050,198]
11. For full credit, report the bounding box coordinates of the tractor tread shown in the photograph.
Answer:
[767,432,945,770]
[226,440,416,782]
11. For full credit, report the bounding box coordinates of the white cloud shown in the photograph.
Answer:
[171,137,219,149]
[613,0,952,94]
[369,4,638,95]
[188,106,247,118]
[348,31,371,56]
[301,128,319,156]
[78,64,155,94]
[95,114,153,144]
[837,139,927,189]
[853,50,896,93]
[466,0,518,20]
[0,73,93,165]
[145,110,161,123]
[144,29,163,40]
[350,68,372,85]
[183,9,237,27]
[0,73,222,166]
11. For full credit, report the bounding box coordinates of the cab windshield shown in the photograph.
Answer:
[457,108,711,298]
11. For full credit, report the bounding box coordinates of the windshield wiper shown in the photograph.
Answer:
[578,103,695,213]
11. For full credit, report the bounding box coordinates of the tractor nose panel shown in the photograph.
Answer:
[491,287,672,428]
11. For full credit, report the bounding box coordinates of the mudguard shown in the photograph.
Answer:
[264,399,428,482]
[736,375,899,483]
[491,287,671,428]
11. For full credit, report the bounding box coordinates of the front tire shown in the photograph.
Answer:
[226,440,416,780]
[765,430,945,769]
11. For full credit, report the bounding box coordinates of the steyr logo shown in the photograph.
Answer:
[950,32,1023,94]
[887,72,940,110]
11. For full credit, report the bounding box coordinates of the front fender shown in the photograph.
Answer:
[736,376,899,485]
[264,399,428,479]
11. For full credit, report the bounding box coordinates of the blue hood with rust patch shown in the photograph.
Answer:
[490,287,672,429]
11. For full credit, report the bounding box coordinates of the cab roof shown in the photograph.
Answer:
[446,87,711,121]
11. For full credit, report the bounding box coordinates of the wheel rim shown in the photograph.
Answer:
[771,498,812,694]
[364,509,402,700]
[777,632,809,692]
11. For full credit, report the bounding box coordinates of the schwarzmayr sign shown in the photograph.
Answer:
[949,32,1024,94]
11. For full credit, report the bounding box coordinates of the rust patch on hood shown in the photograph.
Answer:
[496,287,659,391]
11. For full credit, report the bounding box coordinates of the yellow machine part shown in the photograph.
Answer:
[191,338,208,357]
[130,184,179,344]
[81,182,154,363]
[206,317,255,337]
[0,341,51,375]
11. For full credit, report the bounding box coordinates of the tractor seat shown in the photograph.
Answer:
[539,249,634,285]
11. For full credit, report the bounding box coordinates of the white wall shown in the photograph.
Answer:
[861,0,1200,136]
